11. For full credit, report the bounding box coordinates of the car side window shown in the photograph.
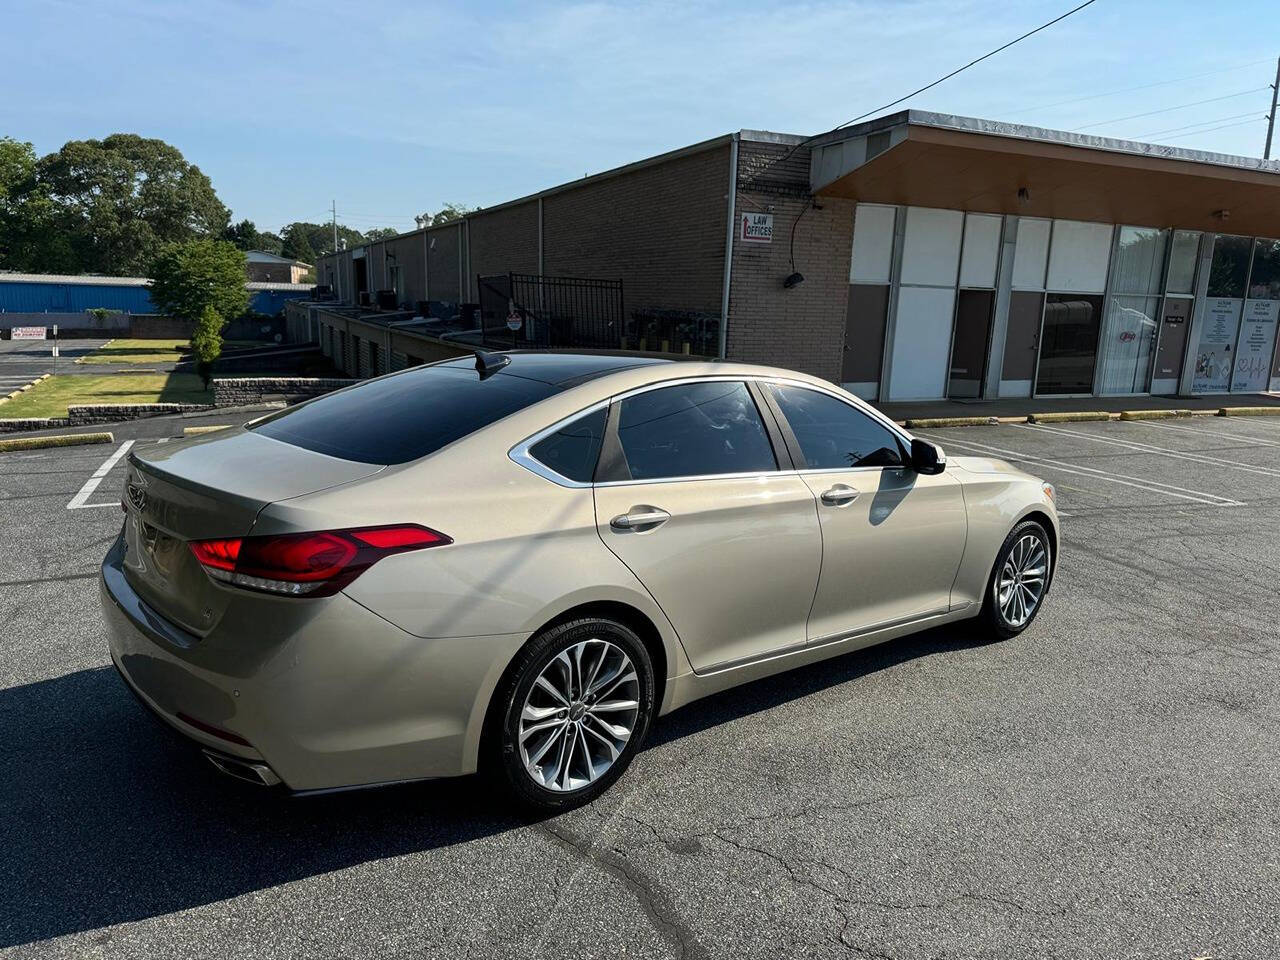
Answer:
[528,406,608,483]
[767,384,904,469]
[615,381,778,481]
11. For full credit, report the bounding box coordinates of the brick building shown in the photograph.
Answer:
[246,251,313,285]
[315,111,1280,399]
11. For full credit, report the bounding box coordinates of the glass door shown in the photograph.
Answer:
[1231,238,1280,393]
[1097,227,1167,394]
[1191,235,1251,393]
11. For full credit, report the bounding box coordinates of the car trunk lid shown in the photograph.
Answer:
[121,428,383,636]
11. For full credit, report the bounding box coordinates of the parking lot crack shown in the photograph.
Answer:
[538,820,703,960]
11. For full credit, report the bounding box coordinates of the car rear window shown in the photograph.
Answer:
[251,366,558,465]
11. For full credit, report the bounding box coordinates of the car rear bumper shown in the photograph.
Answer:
[100,534,525,791]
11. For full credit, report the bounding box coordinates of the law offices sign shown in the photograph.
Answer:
[739,212,773,244]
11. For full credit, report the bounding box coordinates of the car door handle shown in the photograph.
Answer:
[820,484,860,505]
[610,507,671,530]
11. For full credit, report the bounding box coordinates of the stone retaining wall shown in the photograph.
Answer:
[213,377,357,406]
[0,418,69,434]
[67,403,213,425]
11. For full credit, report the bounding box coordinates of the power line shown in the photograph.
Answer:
[1072,87,1268,131]
[1003,58,1273,118]
[833,0,1102,132]
[1134,111,1264,140]
[742,0,1103,184]
[1160,117,1267,141]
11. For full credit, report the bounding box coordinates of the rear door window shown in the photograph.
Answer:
[528,407,607,483]
[252,366,558,465]
[767,384,905,469]
[614,381,777,480]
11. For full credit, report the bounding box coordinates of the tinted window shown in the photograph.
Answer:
[768,385,903,469]
[616,382,776,480]
[528,407,607,482]
[252,366,558,465]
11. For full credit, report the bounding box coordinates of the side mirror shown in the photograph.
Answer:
[910,438,946,475]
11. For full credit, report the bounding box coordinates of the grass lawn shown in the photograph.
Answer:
[0,373,212,418]
[81,339,259,364]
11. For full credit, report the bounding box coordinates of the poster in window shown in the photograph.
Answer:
[1230,298,1280,393]
[1191,298,1242,393]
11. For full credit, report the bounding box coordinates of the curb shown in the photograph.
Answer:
[1218,406,1280,417]
[904,416,998,428]
[0,372,53,405]
[183,425,233,436]
[1118,409,1193,421]
[0,431,114,453]
[1026,411,1112,423]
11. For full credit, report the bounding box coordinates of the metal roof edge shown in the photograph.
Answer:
[811,109,1280,176]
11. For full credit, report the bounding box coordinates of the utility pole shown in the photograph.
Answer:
[331,200,339,254]
[1266,56,1280,160]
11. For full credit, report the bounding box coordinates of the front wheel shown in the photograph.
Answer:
[485,617,655,812]
[980,520,1052,640]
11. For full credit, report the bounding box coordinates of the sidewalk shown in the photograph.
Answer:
[874,392,1280,426]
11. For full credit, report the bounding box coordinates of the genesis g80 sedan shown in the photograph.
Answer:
[102,352,1058,809]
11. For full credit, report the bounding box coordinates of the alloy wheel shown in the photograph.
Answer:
[996,533,1049,628]
[518,638,640,792]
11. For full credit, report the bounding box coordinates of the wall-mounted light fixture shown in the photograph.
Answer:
[1017,186,1031,205]
[783,271,805,289]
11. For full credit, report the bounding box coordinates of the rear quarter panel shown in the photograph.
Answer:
[253,405,692,683]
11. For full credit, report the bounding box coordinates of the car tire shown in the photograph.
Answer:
[980,519,1053,640]
[485,617,655,812]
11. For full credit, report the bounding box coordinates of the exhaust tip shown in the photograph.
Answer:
[203,749,282,787]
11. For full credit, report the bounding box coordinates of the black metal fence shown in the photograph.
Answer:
[477,274,625,350]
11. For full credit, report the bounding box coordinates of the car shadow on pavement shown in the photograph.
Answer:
[0,623,988,948]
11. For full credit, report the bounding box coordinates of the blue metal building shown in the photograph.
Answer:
[0,273,311,316]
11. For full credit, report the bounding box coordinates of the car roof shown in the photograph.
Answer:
[435,351,685,388]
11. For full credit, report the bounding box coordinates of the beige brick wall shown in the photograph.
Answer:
[385,233,427,304]
[468,201,540,299]
[726,140,854,382]
[427,223,463,302]
[543,143,731,316]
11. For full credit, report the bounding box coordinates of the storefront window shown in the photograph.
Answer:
[1247,238,1280,300]
[1166,230,1201,294]
[1035,294,1104,395]
[1097,227,1166,394]
[1206,235,1252,298]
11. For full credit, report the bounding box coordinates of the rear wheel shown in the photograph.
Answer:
[981,520,1052,640]
[486,617,655,811]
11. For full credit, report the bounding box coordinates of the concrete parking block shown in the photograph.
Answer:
[0,431,114,452]
[1026,411,1112,423]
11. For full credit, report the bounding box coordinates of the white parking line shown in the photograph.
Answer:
[66,440,133,510]
[1128,418,1280,448]
[1013,422,1280,479]
[931,433,1243,506]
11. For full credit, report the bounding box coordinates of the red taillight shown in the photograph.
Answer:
[188,524,450,597]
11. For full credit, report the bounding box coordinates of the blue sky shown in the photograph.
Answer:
[3,0,1277,235]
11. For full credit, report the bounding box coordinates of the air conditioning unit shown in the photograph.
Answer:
[358,291,371,308]
[375,289,398,310]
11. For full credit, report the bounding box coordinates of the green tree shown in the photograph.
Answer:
[190,304,224,389]
[281,224,317,263]
[3,134,229,276]
[223,218,284,256]
[149,238,249,321]
[419,203,474,226]
[280,221,363,261]
[363,227,400,241]
[223,218,259,250]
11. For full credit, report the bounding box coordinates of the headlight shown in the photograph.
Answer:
[1042,482,1056,504]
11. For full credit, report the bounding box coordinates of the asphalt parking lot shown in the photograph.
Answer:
[2,412,1279,959]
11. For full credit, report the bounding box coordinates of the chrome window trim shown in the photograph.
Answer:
[508,373,915,488]
[508,398,611,489]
